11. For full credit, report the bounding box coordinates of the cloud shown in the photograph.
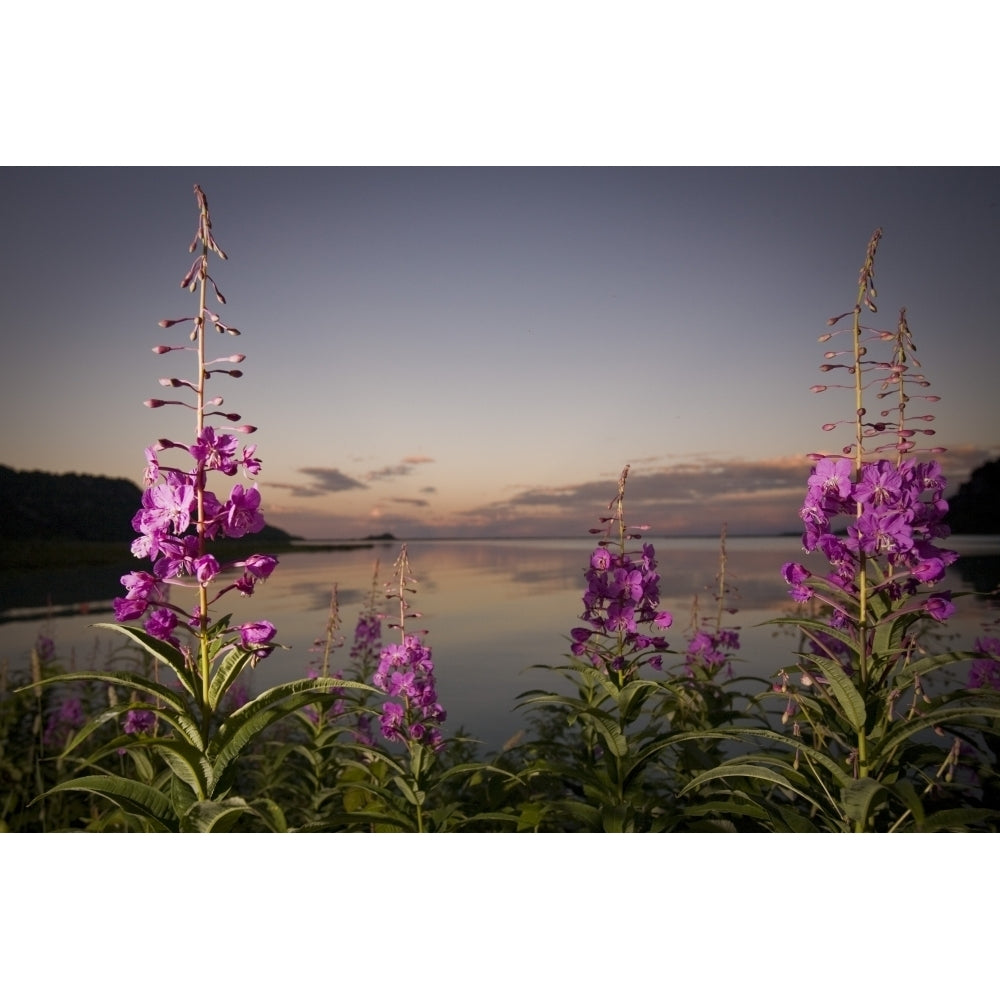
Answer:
[364,455,435,482]
[460,457,814,536]
[390,496,430,508]
[365,464,415,482]
[274,467,369,496]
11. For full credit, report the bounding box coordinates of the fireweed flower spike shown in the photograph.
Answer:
[572,465,673,680]
[758,228,1000,832]
[112,185,279,707]
[683,524,740,681]
[373,546,446,751]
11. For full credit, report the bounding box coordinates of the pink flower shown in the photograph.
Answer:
[238,620,277,656]
[222,483,265,539]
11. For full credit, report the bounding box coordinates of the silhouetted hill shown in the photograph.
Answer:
[0,464,297,545]
[948,459,1000,534]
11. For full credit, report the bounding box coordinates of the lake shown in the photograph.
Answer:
[3,535,999,753]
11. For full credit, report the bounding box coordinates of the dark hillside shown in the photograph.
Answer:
[0,464,142,542]
[948,459,1000,535]
[0,464,297,577]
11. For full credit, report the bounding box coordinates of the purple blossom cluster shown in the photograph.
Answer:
[110,185,278,661]
[683,627,740,677]
[43,696,84,749]
[350,611,382,672]
[571,542,673,672]
[969,636,1000,691]
[112,441,279,653]
[372,634,446,750]
[782,456,958,622]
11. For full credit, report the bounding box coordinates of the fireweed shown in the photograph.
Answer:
[570,465,673,678]
[515,467,698,831]
[680,229,1000,832]
[373,546,446,752]
[682,524,741,682]
[29,187,358,832]
[311,546,519,832]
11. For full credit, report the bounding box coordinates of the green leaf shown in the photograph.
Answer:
[840,777,887,827]
[391,775,424,807]
[887,779,925,829]
[921,807,1000,832]
[36,775,177,831]
[183,797,255,833]
[28,670,192,719]
[897,649,986,683]
[614,678,661,723]
[169,773,197,819]
[148,740,212,797]
[208,646,257,711]
[679,762,833,821]
[795,646,867,731]
[582,711,628,758]
[766,616,863,659]
[874,705,1000,762]
[207,678,375,791]
[92,622,188,676]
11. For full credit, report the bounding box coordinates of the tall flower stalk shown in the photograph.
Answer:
[682,229,1000,831]
[571,465,673,682]
[373,545,446,754]
[114,184,278,735]
[517,466,686,831]
[30,186,358,831]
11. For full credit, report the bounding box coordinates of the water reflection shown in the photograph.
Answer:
[2,536,998,753]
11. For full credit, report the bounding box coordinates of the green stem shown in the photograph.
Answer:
[195,211,211,730]
[850,233,882,798]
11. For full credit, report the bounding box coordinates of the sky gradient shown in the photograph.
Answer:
[1,167,997,539]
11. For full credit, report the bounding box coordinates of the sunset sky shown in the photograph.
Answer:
[2,167,997,539]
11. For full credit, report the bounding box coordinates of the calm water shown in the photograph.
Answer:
[3,536,999,752]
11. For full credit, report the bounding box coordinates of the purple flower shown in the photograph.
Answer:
[574,537,672,672]
[849,507,913,557]
[241,443,262,477]
[853,459,905,509]
[380,701,405,741]
[239,553,278,579]
[146,607,179,643]
[123,709,156,735]
[923,592,955,623]
[194,553,221,585]
[968,636,1000,690]
[114,597,149,622]
[373,628,444,748]
[238,620,277,656]
[591,547,613,571]
[43,697,85,747]
[350,611,382,668]
[121,570,159,601]
[190,426,239,475]
[969,660,1000,691]
[144,480,195,535]
[807,457,853,502]
[782,562,815,602]
[221,483,265,539]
